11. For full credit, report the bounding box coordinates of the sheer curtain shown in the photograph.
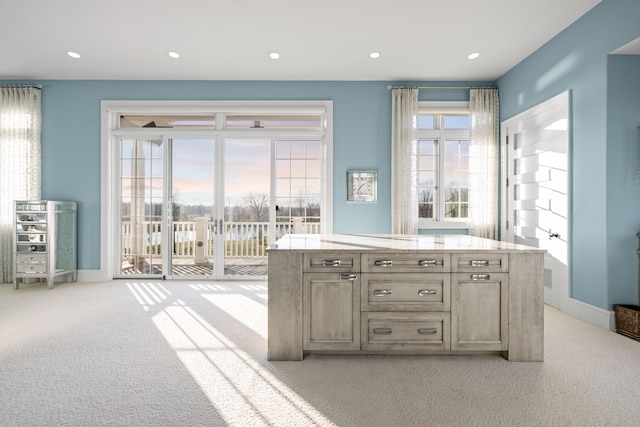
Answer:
[468,88,499,239]
[0,85,42,283]
[391,87,419,234]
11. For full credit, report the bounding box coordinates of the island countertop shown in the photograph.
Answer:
[267,233,545,253]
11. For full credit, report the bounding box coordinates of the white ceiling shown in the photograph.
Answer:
[1,0,606,81]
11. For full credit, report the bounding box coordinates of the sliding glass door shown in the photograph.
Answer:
[223,138,270,277]
[106,101,332,281]
[168,138,217,278]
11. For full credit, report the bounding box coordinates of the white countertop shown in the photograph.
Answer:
[267,234,545,253]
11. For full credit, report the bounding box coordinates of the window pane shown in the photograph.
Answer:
[275,200,290,218]
[306,159,321,178]
[276,141,290,159]
[276,179,290,197]
[417,115,435,129]
[444,115,470,129]
[291,141,306,158]
[418,171,434,187]
[306,141,322,158]
[120,115,215,128]
[418,140,435,155]
[276,159,290,178]
[305,179,321,198]
[226,115,322,129]
[419,203,433,219]
[418,156,434,171]
[290,160,305,178]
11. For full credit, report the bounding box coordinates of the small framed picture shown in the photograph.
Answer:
[347,170,377,202]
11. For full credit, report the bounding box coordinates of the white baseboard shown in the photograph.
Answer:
[77,269,109,282]
[562,297,615,331]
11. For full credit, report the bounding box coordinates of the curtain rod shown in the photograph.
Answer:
[0,84,42,89]
[387,85,497,90]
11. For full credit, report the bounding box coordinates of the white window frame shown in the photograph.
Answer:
[417,101,470,230]
[100,100,333,281]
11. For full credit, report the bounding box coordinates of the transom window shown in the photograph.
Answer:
[417,106,470,227]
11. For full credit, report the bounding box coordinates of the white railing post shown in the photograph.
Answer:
[194,217,209,265]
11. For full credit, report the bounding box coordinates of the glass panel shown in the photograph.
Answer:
[444,115,470,129]
[291,141,306,158]
[306,159,321,178]
[119,115,215,128]
[276,160,290,178]
[443,139,470,219]
[305,178,321,198]
[417,115,435,129]
[120,139,163,276]
[224,138,270,277]
[225,115,322,129]
[170,138,215,277]
[275,139,323,235]
[275,141,290,158]
[417,139,437,217]
[290,160,305,178]
[276,179,290,197]
[306,141,322,158]
[290,179,306,197]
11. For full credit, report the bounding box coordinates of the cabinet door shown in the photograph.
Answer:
[451,273,508,351]
[303,273,360,351]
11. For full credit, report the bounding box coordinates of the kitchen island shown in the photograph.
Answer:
[267,234,545,362]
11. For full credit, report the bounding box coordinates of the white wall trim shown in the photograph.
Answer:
[562,297,615,331]
[77,270,109,282]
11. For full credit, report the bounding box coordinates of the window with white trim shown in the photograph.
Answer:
[417,103,470,228]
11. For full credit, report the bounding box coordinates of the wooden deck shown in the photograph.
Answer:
[121,257,268,277]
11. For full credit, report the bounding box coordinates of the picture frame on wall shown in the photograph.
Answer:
[347,170,377,202]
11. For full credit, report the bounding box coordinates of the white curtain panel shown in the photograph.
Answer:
[468,88,499,240]
[0,86,42,283]
[391,88,419,234]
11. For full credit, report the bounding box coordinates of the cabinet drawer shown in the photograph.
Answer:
[16,244,46,254]
[303,253,360,273]
[451,253,508,273]
[16,263,47,274]
[361,273,450,312]
[361,253,449,273]
[362,312,450,351]
[16,253,47,263]
[17,233,47,243]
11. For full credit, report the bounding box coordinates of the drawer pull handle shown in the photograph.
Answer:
[322,259,341,267]
[418,289,437,296]
[373,328,392,335]
[472,274,491,280]
[419,259,438,267]
[418,328,438,335]
[373,289,392,296]
[374,260,393,267]
[340,274,358,281]
[471,260,490,267]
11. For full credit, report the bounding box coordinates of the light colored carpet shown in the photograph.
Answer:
[1,280,639,427]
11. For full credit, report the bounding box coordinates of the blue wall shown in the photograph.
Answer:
[498,0,640,309]
[0,80,485,272]
[607,55,640,306]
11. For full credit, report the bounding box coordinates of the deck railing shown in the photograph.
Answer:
[122,220,320,258]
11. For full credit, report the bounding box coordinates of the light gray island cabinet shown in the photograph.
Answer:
[267,234,545,362]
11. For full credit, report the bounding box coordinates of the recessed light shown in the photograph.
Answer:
[269,52,280,60]
[67,51,81,59]
[369,52,381,59]
[468,52,480,60]
[168,51,180,59]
